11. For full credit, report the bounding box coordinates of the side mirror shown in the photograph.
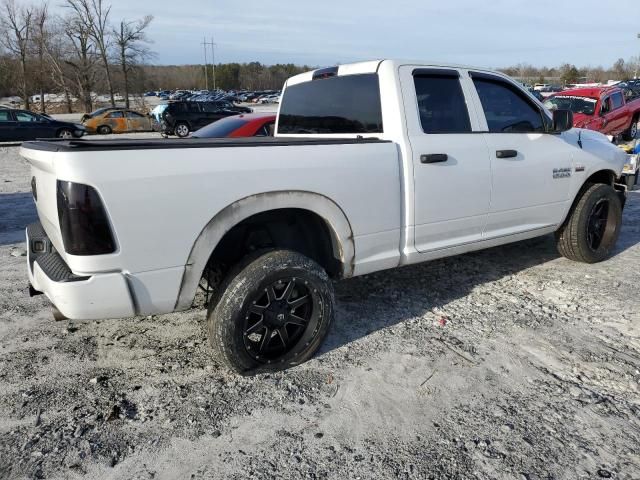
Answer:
[552,109,573,133]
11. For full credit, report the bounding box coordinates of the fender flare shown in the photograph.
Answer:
[174,190,355,311]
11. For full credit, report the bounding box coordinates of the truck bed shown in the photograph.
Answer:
[21,135,402,316]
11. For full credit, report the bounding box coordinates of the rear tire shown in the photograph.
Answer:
[623,118,638,141]
[555,183,622,263]
[97,125,112,135]
[207,250,334,375]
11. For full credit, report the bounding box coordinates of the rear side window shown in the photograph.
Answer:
[413,74,471,133]
[278,73,383,134]
[472,77,544,133]
[610,92,624,110]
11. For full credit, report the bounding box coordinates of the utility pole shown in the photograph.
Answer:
[201,37,209,90]
[210,37,217,91]
[636,33,640,79]
[202,37,217,91]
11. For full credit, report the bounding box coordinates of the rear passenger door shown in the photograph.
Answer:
[0,110,18,140]
[125,110,150,131]
[603,91,628,135]
[400,66,491,252]
[469,72,574,237]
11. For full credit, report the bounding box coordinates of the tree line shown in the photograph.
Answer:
[0,0,153,112]
[500,57,640,85]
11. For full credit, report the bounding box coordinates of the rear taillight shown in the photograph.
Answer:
[56,180,116,255]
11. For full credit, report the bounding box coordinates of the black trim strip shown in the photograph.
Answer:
[413,68,460,77]
[22,136,390,152]
[35,252,90,283]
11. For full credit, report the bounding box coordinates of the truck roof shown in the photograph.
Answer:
[285,59,508,87]
[554,86,621,99]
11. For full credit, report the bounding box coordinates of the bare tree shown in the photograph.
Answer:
[63,12,97,112]
[32,2,49,113]
[0,0,34,109]
[65,0,115,106]
[44,17,75,112]
[113,15,153,108]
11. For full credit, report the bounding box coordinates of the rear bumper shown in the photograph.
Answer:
[26,223,136,320]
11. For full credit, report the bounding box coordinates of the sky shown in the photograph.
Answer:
[48,0,640,69]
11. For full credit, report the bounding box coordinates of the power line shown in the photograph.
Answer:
[202,37,217,90]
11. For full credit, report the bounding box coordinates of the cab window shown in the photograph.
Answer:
[472,75,544,133]
[600,97,612,115]
[0,111,12,122]
[413,72,471,133]
[278,73,383,134]
[610,92,624,110]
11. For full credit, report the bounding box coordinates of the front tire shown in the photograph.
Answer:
[207,250,334,375]
[174,122,190,138]
[97,125,112,135]
[57,128,73,139]
[555,183,622,263]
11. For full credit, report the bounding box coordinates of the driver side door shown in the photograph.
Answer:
[468,72,574,238]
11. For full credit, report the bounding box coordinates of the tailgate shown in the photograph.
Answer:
[19,145,66,257]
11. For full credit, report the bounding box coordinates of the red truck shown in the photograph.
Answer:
[544,86,640,141]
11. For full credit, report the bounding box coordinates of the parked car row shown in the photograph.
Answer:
[144,88,281,104]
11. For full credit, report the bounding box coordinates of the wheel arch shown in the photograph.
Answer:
[174,190,355,311]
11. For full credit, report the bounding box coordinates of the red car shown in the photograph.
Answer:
[191,113,276,138]
[544,87,640,140]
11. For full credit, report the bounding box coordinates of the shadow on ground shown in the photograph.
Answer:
[0,192,37,246]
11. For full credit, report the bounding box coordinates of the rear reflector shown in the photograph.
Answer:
[57,180,116,255]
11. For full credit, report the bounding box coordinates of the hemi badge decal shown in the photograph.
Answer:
[575,165,585,172]
[553,167,572,179]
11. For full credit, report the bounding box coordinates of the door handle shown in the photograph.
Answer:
[496,150,518,159]
[420,153,448,164]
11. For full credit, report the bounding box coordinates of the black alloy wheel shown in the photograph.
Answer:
[207,249,335,374]
[242,277,318,362]
[586,198,610,251]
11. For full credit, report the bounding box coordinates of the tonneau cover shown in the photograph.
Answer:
[22,136,388,152]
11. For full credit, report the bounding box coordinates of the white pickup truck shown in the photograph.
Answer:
[22,60,628,374]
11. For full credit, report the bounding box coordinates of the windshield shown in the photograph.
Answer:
[544,96,597,116]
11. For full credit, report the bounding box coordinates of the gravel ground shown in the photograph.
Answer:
[0,145,639,479]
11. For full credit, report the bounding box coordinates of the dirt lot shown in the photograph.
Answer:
[0,144,639,479]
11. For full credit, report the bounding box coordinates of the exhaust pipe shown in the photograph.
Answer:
[52,306,68,322]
